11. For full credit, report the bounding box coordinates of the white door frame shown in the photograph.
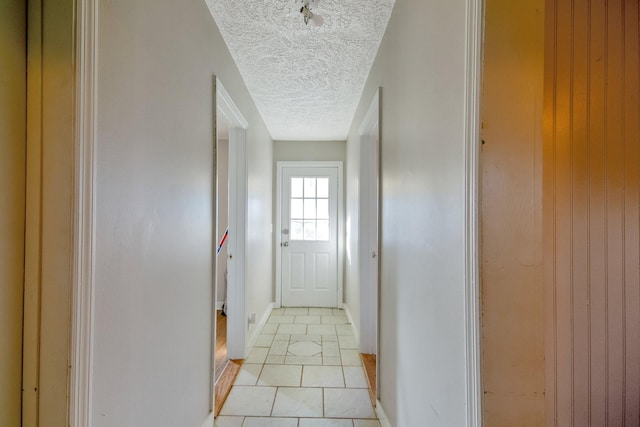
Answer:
[216,80,248,362]
[276,161,344,309]
[358,89,380,356]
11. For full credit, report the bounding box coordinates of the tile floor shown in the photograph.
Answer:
[215,308,380,427]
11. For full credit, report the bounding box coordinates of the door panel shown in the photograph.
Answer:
[281,167,338,307]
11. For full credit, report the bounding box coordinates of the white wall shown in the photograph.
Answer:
[0,1,26,424]
[346,1,475,426]
[93,1,272,425]
[272,140,346,303]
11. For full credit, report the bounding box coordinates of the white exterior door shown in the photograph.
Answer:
[281,166,339,307]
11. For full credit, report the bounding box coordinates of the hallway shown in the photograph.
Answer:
[215,308,379,427]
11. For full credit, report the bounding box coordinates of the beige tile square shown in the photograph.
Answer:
[321,334,338,342]
[336,325,354,336]
[332,309,346,316]
[274,334,290,341]
[343,367,368,388]
[322,342,340,357]
[295,315,321,324]
[290,334,321,343]
[285,355,323,365]
[233,363,263,386]
[272,387,324,417]
[322,356,342,366]
[268,315,295,324]
[284,307,309,315]
[324,388,375,418]
[340,349,362,366]
[322,316,349,325]
[278,324,307,335]
[257,364,302,387]
[299,419,353,427]
[213,415,244,427]
[338,335,357,349]
[353,420,382,427]
[219,386,276,416]
[265,355,285,364]
[288,341,322,357]
[245,347,269,364]
[308,308,334,316]
[302,365,345,387]
[308,324,337,335]
[255,334,275,347]
[270,308,286,315]
[242,417,298,427]
[268,340,289,356]
[260,323,279,334]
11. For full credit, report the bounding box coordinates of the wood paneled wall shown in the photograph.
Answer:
[544,0,640,425]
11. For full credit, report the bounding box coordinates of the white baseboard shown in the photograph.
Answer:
[342,302,360,348]
[200,411,214,427]
[247,303,273,350]
[376,400,392,427]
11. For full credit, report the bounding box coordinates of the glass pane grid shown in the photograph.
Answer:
[290,175,331,241]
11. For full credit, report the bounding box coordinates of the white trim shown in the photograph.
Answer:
[247,303,274,350]
[275,161,344,309]
[376,400,393,427]
[216,82,249,129]
[357,89,381,355]
[215,302,224,310]
[70,0,98,425]
[463,0,484,426]
[341,302,360,347]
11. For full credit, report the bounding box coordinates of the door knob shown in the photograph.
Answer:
[282,242,289,247]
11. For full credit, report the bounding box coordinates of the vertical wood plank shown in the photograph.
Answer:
[545,0,640,425]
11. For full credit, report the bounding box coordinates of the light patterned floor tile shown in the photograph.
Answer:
[308,324,337,335]
[285,355,323,365]
[302,365,345,387]
[308,308,334,316]
[340,349,362,366]
[274,334,290,341]
[322,342,340,357]
[270,308,286,315]
[336,325,354,336]
[272,387,324,417]
[353,420,382,427]
[338,335,357,349]
[321,334,338,342]
[255,334,275,347]
[322,316,349,325]
[288,341,322,357]
[268,315,296,324]
[290,334,322,343]
[343,367,368,388]
[278,324,308,335]
[299,419,353,427]
[242,417,298,427]
[261,323,279,334]
[258,364,302,387]
[324,388,375,418]
[233,364,263,386]
[284,307,309,315]
[213,415,244,427]
[295,315,321,324]
[323,356,342,366]
[219,386,276,416]
[265,355,285,364]
[245,347,269,364]
[268,340,289,356]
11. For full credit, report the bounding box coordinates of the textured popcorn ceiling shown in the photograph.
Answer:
[206,0,395,141]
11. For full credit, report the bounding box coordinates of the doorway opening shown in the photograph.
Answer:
[275,161,344,309]
[358,89,381,404]
[212,79,249,415]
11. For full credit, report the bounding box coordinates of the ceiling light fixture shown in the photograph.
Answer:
[296,0,324,27]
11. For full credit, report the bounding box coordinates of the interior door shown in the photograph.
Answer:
[281,166,338,307]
